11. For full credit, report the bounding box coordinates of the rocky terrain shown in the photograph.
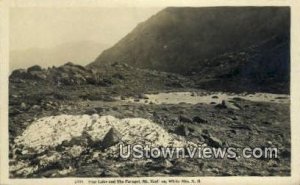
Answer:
[9,63,290,177]
[9,62,195,140]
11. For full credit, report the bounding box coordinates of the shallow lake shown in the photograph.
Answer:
[120,92,290,105]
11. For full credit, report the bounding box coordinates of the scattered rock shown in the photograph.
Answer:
[76,164,104,177]
[262,121,272,125]
[231,115,240,121]
[161,159,173,168]
[101,127,122,149]
[202,134,223,148]
[112,73,125,80]
[27,65,42,72]
[212,95,219,99]
[20,102,27,110]
[171,160,194,174]
[18,152,37,161]
[102,95,115,102]
[179,115,193,123]
[275,97,288,99]
[147,159,173,170]
[68,145,84,158]
[94,107,104,113]
[229,129,237,134]
[215,100,240,110]
[99,79,114,87]
[165,81,184,88]
[30,71,47,80]
[138,94,148,99]
[229,124,252,131]
[280,148,291,158]
[112,107,118,111]
[101,170,120,177]
[232,97,243,101]
[85,109,97,115]
[31,105,41,110]
[193,116,207,123]
[10,69,27,78]
[174,125,190,136]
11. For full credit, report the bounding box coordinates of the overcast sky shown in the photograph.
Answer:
[10,7,163,51]
[9,7,163,70]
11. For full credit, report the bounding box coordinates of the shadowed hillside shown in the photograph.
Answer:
[89,7,290,93]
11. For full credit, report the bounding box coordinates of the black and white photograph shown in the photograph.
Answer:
[1,1,300,185]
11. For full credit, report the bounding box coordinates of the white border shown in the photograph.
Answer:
[1,0,299,185]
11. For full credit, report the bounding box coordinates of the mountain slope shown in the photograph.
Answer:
[193,34,290,93]
[89,7,290,74]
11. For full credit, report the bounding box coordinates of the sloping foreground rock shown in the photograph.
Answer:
[11,115,196,177]
[15,115,193,150]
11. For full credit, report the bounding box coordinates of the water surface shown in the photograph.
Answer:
[121,92,289,105]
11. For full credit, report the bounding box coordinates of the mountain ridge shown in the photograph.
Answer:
[89,7,290,72]
[88,7,290,93]
[10,41,109,72]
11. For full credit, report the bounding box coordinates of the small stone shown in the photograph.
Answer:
[94,107,104,113]
[262,121,272,125]
[84,109,97,115]
[229,125,252,131]
[21,150,29,155]
[174,125,190,136]
[65,106,72,110]
[101,170,120,177]
[179,115,193,123]
[18,152,37,160]
[215,100,240,110]
[102,127,122,149]
[232,97,243,101]
[91,114,99,120]
[31,105,41,110]
[171,160,194,174]
[76,164,104,177]
[112,107,118,111]
[161,159,173,168]
[280,149,291,158]
[138,94,148,99]
[202,134,223,148]
[266,141,273,147]
[68,145,84,158]
[193,116,207,123]
[27,65,42,72]
[20,102,27,110]
[231,115,239,120]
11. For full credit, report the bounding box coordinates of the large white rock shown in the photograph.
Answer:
[15,114,194,152]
